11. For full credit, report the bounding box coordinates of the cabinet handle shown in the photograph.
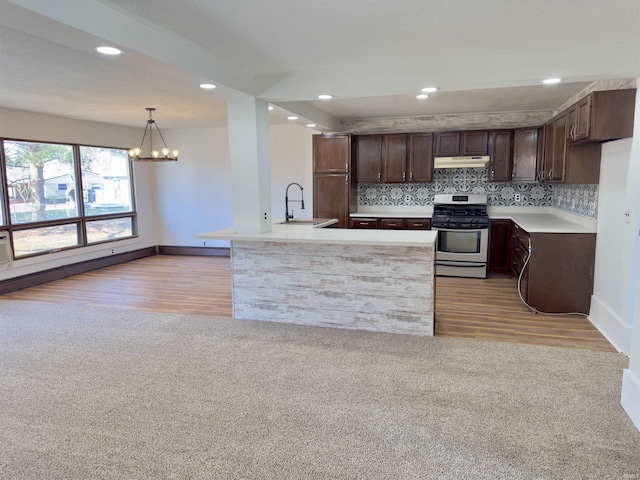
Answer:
[345,162,348,170]
[414,223,423,227]
[402,172,406,181]
[410,171,413,181]
[388,223,397,226]
[548,169,553,179]
[377,172,381,181]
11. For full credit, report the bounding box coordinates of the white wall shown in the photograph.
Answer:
[270,125,316,222]
[156,124,316,248]
[590,137,635,351]
[0,108,156,280]
[620,82,640,430]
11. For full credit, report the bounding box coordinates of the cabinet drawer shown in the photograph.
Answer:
[405,219,431,229]
[380,218,405,229]
[351,218,379,228]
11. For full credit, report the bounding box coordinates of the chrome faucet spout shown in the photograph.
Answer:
[285,182,305,222]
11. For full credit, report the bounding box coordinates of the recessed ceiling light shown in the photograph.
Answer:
[318,94,333,100]
[96,46,122,55]
[542,78,562,85]
[306,124,317,128]
[268,105,275,110]
[416,94,429,100]
[421,87,438,93]
[287,116,298,120]
[200,83,216,89]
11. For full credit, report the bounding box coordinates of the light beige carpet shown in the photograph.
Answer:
[0,299,639,479]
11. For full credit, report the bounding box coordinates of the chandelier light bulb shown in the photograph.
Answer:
[134,148,141,156]
[128,149,136,157]
[151,150,159,158]
[172,150,179,157]
[162,148,170,156]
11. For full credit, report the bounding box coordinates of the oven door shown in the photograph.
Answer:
[432,227,489,264]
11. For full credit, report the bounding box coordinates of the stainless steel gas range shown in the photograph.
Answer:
[431,194,489,279]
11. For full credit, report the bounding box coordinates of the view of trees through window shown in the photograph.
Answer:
[1,139,136,258]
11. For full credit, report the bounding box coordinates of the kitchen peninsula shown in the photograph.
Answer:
[196,221,437,336]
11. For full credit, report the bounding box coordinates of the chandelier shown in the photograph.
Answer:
[128,108,179,161]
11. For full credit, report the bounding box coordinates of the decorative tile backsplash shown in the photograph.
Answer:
[552,184,599,218]
[358,167,598,218]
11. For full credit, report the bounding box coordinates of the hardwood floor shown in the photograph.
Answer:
[1,254,615,352]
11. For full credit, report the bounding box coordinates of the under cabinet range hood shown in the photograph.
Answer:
[434,156,490,169]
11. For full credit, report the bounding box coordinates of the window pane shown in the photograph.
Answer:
[4,141,78,224]
[86,217,133,244]
[13,224,80,257]
[79,146,132,216]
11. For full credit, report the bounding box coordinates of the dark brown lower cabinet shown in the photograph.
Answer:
[525,232,596,314]
[380,218,404,229]
[405,218,431,229]
[350,217,432,229]
[351,218,379,228]
[313,173,351,228]
[491,220,596,314]
[488,220,512,273]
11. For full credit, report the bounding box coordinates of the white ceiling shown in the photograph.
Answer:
[0,0,638,130]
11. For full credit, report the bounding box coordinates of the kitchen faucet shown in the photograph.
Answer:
[285,182,305,222]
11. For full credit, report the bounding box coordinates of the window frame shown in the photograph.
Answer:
[0,137,138,260]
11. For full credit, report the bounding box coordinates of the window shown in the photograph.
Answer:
[4,141,76,224]
[0,139,137,259]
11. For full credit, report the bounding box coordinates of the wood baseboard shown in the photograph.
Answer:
[0,247,157,295]
[157,246,230,257]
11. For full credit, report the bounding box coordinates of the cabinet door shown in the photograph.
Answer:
[462,131,489,155]
[488,220,512,273]
[356,135,383,182]
[434,132,460,156]
[405,218,431,229]
[574,95,592,141]
[313,134,350,173]
[382,134,408,182]
[351,218,379,228]
[512,128,540,182]
[489,130,512,181]
[549,112,567,182]
[313,174,350,228]
[408,134,434,182]
[380,218,404,229]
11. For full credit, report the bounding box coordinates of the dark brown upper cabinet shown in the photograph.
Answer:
[435,131,489,157]
[488,130,512,182]
[355,135,383,182]
[512,127,542,182]
[462,131,489,155]
[566,89,636,144]
[382,134,408,182]
[434,132,460,156]
[408,133,434,182]
[313,134,351,173]
[541,114,601,184]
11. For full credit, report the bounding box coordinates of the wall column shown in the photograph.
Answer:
[621,78,640,431]
[227,97,272,234]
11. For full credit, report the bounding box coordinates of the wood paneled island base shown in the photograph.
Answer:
[196,224,436,336]
[232,241,434,335]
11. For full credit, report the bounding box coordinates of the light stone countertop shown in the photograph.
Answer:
[350,206,597,234]
[196,221,437,247]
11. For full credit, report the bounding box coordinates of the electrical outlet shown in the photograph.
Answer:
[111,249,115,254]
[514,193,521,203]
[203,241,207,246]
[625,209,631,224]
[405,195,411,203]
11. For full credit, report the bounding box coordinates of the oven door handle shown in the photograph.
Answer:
[436,260,487,268]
